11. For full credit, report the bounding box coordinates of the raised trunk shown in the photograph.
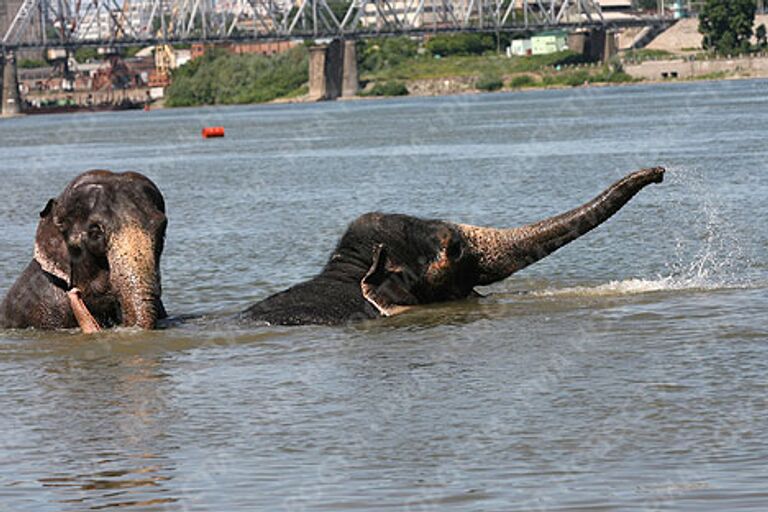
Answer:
[108,225,160,329]
[458,167,665,286]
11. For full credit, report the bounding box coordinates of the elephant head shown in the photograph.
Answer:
[34,170,167,329]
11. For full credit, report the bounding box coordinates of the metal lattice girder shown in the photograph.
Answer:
[2,0,612,49]
[2,0,39,45]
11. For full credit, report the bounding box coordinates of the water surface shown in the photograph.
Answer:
[1,80,767,511]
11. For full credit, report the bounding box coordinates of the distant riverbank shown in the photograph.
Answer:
[161,35,768,109]
[163,41,635,107]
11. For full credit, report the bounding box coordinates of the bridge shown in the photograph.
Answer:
[1,0,673,115]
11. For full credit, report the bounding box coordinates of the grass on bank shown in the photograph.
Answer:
[361,50,589,81]
[359,81,410,97]
[622,48,675,63]
[358,35,635,93]
[358,35,588,80]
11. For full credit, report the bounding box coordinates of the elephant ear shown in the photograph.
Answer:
[33,199,70,286]
[361,244,418,317]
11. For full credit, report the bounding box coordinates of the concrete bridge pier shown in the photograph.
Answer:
[1,51,22,117]
[341,40,359,98]
[308,39,358,101]
[603,30,618,63]
[569,29,618,63]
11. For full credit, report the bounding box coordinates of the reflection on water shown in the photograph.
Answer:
[26,354,178,510]
[1,80,768,511]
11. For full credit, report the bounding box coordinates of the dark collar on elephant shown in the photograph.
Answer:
[40,265,71,292]
[33,248,71,292]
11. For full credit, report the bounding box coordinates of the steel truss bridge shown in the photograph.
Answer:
[2,0,668,50]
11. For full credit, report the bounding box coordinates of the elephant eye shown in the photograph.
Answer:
[447,240,463,260]
[54,217,68,232]
[88,224,104,241]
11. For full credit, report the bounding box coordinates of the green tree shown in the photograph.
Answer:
[757,24,768,48]
[699,0,756,54]
[166,47,309,106]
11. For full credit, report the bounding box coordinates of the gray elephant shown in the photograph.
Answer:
[0,170,168,331]
[243,167,665,325]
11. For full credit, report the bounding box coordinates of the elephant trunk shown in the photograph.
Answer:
[108,225,160,329]
[457,167,665,286]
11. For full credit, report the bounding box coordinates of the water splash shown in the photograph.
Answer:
[535,166,754,298]
[533,276,746,298]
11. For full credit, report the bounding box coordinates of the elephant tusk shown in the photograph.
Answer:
[67,288,102,334]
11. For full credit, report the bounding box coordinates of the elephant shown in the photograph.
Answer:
[0,170,168,331]
[243,167,665,326]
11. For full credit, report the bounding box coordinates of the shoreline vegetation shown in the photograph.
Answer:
[165,46,309,107]
[165,35,636,107]
[158,34,768,107]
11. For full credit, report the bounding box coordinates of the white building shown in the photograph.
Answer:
[508,39,532,56]
[361,0,459,29]
[74,1,154,41]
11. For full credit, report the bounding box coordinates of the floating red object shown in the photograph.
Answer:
[202,126,225,138]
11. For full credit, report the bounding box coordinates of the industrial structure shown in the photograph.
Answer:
[0,0,666,50]
[1,0,673,115]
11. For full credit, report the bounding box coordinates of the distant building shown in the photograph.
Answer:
[361,0,457,29]
[74,1,152,41]
[509,39,532,56]
[191,41,300,60]
[531,31,569,55]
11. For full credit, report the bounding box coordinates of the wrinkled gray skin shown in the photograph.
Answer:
[0,170,167,330]
[244,167,665,325]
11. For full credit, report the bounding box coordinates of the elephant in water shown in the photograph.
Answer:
[0,170,168,331]
[243,167,665,326]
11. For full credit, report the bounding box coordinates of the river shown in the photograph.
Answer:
[1,80,767,511]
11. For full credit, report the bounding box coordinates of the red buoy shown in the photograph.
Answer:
[202,126,225,138]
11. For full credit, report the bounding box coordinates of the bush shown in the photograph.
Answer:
[19,59,47,69]
[358,37,419,74]
[563,69,591,86]
[539,66,636,87]
[476,71,503,91]
[623,48,674,62]
[509,74,536,88]
[166,47,309,106]
[592,68,635,84]
[425,33,495,56]
[361,80,409,96]
[74,47,98,62]
[550,51,594,66]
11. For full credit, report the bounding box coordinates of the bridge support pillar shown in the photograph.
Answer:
[341,40,359,98]
[573,29,618,64]
[308,39,357,101]
[603,30,618,63]
[567,32,587,55]
[308,40,344,101]
[1,51,22,117]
